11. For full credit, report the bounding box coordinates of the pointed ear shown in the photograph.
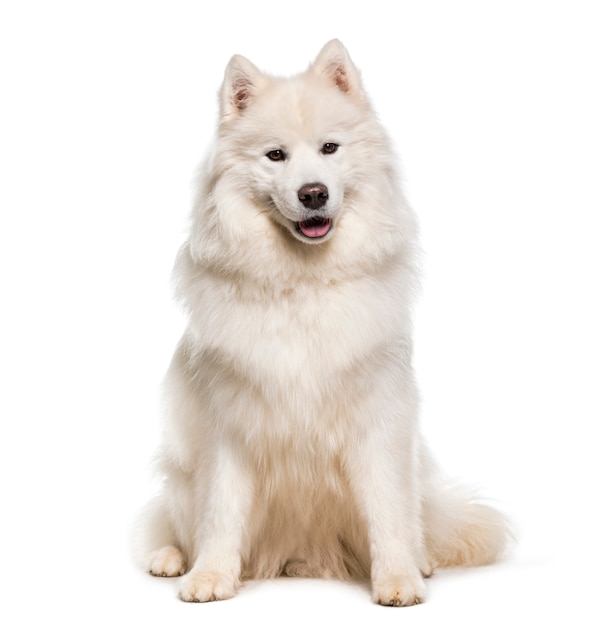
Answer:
[310,39,364,99]
[220,54,266,118]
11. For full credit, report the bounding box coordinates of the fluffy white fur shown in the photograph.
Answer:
[137,40,509,607]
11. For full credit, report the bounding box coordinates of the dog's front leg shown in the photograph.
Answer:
[346,424,426,607]
[178,443,253,603]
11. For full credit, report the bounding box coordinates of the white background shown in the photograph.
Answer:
[1,1,610,624]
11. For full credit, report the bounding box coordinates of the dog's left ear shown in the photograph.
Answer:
[310,39,365,100]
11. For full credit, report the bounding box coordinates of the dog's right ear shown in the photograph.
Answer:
[220,54,265,118]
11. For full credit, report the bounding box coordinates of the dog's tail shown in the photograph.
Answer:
[423,479,512,569]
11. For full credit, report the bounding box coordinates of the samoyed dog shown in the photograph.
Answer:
[137,40,509,607]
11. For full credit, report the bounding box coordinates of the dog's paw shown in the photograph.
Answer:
[420,556,437,579]
[178,570,238,603]
[372,574,426,607]
[148,546,186,578]
[283,559,323,578]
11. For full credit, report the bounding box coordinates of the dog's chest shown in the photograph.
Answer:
[196,275,396,388]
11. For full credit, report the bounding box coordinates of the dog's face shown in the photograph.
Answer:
[217,40,375,246]
[258,127,345,245]
[251,84,357,245]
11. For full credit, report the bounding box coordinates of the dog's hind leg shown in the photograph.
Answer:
[135,496,187,578]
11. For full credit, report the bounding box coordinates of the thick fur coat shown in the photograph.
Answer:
[137,40,509,606]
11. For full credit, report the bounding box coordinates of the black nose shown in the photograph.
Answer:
[298,183,328,210]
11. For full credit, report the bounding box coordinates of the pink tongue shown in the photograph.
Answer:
[299,218,331,238]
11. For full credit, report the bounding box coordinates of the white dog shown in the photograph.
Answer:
[137,40,509,607]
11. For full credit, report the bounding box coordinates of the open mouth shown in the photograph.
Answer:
[295,217,332,239]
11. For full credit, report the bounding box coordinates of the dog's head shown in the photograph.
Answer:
[216,40,380,245]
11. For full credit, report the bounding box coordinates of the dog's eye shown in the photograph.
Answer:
[266,149,286,162]
[321,143,339,155]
